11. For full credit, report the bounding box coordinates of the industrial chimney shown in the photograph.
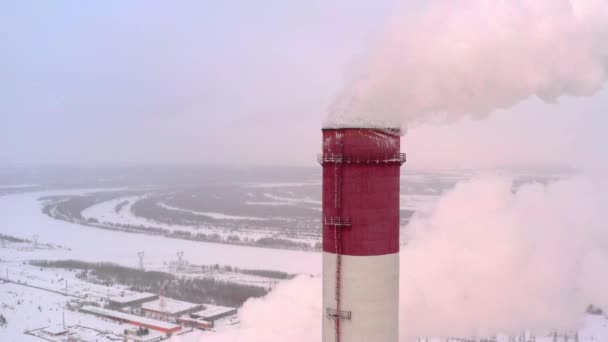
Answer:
[319,128,405,342]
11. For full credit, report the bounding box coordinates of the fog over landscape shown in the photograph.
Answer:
[327,0,608,129]
[1,0,607,168]
[1,1,608,342]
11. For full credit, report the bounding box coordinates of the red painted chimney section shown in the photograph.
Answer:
[320,128,404,342]
[322,129,401,256]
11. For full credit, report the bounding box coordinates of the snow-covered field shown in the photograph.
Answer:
[80,195,262,242]
[1,169,587,341]
[0,281,137,342]
[157,202,267,221]
[244,181,321,188]
[0,189,444,274]
[0,184,40,189]
[2,262,133,302]
[0,190,321,274]
[3,268,608,342]
[0,263,167,342]
[260,192,321,206]
[0,262,239,341]
[72,190,320,249]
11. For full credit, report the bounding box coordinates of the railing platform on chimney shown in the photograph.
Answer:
[317,153,406,165]
[326,308,352,320]
[324,216,351,228]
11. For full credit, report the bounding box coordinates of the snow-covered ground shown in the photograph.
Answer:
[157,202,267,221]
[0,272,169,342]
[244,181,321,188]
[0,184,40,189]
[2,170,590,342]
[81,195,148,225]
[2,262,132,302]
[0,281,134,342]
[0,262,239,341]
[79,194,314,249]
[0,190,321,274]
[156,262,286,288]
[261,192,321,206]
[2,268,607,342]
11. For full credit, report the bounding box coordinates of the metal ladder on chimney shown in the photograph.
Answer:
[325,134,352,342]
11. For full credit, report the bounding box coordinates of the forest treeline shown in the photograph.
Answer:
[31,260,268,307]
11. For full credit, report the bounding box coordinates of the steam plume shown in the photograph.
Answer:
[399,176,608,339]
[325,0,608,130]
[195,1,608,340]
[200,175,608,341]
[200,275,321,342]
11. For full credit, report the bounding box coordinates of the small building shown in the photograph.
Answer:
[80,305,181,334]
[108,292,158,309]
[141,298,202,319]
[177,316,213,330]
[42,326,68,337]
[191,304,237,322]
[124,326,150,337]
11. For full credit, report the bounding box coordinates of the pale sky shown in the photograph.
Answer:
[1,1,606,169]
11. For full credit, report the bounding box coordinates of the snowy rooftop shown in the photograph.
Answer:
[141,298,202,315]
[178,316,212,325]
[108,291,158,305]
[42,325,68,336]
[193,304,236,319]
[81,305,181,331]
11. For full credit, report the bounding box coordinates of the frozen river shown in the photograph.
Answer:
[0,189,321,274]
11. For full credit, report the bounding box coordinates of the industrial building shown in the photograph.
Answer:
[319,128,405,342]
[80,305,182,334]
[108,292,158,309]
[141,298,202,319]
[41,326,68,337]
[191,304,237,322]
[176,316,214,330]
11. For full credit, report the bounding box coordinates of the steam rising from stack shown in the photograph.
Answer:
[325,0,608,130]
[205,176,608,342]
[203,1,608,341]
[399,176,608,340]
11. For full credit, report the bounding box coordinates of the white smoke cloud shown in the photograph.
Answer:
[399,175,608,340]
[197,174,608,341]
[182,2,608,340]
[198,275,322,342]
[325,0,608,130]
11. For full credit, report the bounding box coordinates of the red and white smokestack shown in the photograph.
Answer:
[319,128,404,342]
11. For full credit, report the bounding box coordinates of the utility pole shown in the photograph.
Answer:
[137,251,144,271]
[176,251,184,271]
[65,280,68,296]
